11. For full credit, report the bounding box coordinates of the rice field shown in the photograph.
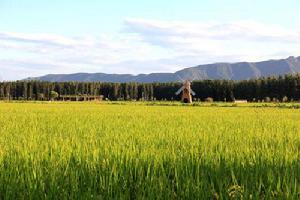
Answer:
[0,102,299,199]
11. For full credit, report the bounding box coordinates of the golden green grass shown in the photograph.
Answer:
[0,102,299,199]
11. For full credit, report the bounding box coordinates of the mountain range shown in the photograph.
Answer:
[27,56,300,82]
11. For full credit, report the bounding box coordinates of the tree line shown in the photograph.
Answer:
[0,73,300,102]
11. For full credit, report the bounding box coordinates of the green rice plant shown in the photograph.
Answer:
[0,102,299,199]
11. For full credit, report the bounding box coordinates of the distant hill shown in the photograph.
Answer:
[26,56,300,82]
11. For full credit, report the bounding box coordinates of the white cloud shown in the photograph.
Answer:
[124,18,300,43]
[0,31,164,80]
[1,18,300,80]
[0,32,95,48]
[124,18,300,61]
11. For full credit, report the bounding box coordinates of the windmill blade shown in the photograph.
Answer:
[190,77,196,82]
[176,75,185,83]
[175,86,184,95]
[190,89,196,96]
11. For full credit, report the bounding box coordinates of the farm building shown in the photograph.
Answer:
[59,95,103,101]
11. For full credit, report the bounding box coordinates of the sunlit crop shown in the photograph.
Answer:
[0,102,299,199]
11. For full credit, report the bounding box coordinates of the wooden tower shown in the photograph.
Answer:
[175,80,196,103]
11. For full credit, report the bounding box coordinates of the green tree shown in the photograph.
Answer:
[50,91,59,101]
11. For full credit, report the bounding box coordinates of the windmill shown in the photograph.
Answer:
[175,77,196,103]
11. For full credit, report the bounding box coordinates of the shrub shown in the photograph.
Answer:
[272,97,279,103]
[282,96,288,102]
[205,97,214,102]
[264,97,271,102]
[50,91,59,101]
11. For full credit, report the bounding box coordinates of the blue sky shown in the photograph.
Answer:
[1,0,300,80]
